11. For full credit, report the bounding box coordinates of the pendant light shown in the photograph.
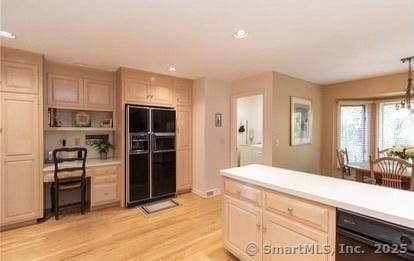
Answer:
[396,56,414,110]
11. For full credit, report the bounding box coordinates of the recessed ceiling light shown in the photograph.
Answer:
[0,30,16,39]
[168,66,176,72]
[233,29,248,39]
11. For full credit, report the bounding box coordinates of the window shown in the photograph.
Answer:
[379,102,414,149]
[339,105,370,162]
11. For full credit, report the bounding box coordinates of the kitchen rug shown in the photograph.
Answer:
[138,199,180,215]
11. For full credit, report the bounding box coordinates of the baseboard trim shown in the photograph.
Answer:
[191,188,222,198]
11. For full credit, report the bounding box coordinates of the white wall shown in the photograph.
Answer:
[192,78,231,196]
[44,131,114,160]
[236,95,263,147]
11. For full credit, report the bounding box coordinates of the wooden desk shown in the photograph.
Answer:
[346,161,412,190]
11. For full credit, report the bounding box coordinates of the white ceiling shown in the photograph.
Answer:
[1,0,413,84]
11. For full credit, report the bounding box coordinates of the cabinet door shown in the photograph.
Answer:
[223,195,262,261]
[123,78,151,104]
[176,149,191,191]
[1,62,39,94]
[84,79,114,109]
[47,73,84,107]
[150,75,174,106]
[176,107,192,150]
[1,93,41,225]
[263,211,328,261]
[91,166,120,207]
[174,78,192,106]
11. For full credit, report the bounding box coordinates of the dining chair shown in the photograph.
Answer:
[336,148,352,179]
[51,147,88,220]
[369,156,414,191]
[377,147,391,158]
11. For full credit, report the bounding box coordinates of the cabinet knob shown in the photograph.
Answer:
[287,207,293,212]
[256,223,261,230]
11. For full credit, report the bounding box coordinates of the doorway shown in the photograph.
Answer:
[233,94,264,166]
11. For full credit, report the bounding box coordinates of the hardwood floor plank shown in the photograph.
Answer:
[0,193,237,261]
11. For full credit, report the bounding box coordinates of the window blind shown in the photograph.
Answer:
[339,104,370,162]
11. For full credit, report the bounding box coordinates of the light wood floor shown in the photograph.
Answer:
[0,193,237,261]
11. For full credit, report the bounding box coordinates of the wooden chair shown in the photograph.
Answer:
[369,156,414,191]
[51,147,87,220]
[336,148,351,179]
[377,147,391,158]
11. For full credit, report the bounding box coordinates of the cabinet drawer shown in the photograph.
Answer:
[264,191,330,232]
[224,179,262,206]
[94,166,118,176]
[93,174,118,185]
[92,183,118,205]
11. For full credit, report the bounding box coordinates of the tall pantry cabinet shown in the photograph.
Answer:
[0,47,44,229]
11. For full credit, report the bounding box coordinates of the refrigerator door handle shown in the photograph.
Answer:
[153,149,176,153]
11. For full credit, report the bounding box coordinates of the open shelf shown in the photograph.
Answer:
[45,127,116,132]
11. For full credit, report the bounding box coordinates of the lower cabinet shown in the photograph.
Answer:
[223,195,262,261]
[222,178,335,261]
[91,166,120,207]
[262,212,329,261]
[176,149,192,192]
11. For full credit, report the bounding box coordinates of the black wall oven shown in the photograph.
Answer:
[126,105,176,207]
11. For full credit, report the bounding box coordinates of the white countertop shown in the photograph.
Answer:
[221,164,414,228]
[43,158,121,172]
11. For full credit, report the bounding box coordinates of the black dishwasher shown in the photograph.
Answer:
[336,209,414,260]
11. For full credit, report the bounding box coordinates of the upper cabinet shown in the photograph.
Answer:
[123,77,151,104]
[121,68,177,107]
[0,48,42,94]
[47,74,84,108]
[45,62,115,110]
[174,78,192,106]
[151,75,174,106]
[84,79,114,109]
[1,62,39,94]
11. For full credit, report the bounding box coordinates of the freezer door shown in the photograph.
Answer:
[151,151,176,198]
[128,153,150,203]
[128,106,149,133]
[151,109,175,133]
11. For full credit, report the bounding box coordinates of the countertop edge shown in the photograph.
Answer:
[221,171,414,229]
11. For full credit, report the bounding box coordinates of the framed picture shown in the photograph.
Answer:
[290,97,312,146]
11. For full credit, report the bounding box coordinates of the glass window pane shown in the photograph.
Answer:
[340,105,368,162]
[380,103,414,148]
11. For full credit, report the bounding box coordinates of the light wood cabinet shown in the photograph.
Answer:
[222,178,335,261]
[91,166,120,207]
[47,73,84,108]
[263,212,328,261]
[175,78,192,106]
[151,75,174,106]
[223,195,262,261]
[177,107,192,150]
[0,93,42,226]
[84,79,114,109]
[1,62,39,94]
[123,75,174,106]
[176,106,192,192]
[123,77,151,104]
[176,149,192,191]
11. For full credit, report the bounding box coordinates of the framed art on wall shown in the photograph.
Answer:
[290,96,312,146]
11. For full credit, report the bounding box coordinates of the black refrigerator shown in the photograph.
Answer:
[126,105,176,207]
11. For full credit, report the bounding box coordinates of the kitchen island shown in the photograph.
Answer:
[220,164,414,261]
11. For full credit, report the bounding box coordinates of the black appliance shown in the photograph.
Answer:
[336,209,414,260]
[126,105,176,207]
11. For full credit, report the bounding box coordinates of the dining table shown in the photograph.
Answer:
[345,161,413,190]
